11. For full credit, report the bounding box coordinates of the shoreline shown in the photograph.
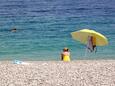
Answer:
[0,60,115,86]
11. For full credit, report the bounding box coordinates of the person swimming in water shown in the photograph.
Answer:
[61,47,71,62]
[11,28,17,32]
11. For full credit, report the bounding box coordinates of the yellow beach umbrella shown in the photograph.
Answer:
[71,29,108,46]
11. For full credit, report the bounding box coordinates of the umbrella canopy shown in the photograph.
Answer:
[71,29,108,46]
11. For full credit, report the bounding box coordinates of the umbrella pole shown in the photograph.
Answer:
[84,47,88,57]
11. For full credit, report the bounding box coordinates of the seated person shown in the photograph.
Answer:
[61,47,71,62]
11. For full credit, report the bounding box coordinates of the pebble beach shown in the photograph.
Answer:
[0,60,115,86]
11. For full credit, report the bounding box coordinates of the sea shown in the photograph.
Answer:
[0,0,115,60]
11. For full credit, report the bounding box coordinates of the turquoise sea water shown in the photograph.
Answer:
[0,0,115,60]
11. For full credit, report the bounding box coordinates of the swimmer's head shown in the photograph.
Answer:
[11,28,16,32]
